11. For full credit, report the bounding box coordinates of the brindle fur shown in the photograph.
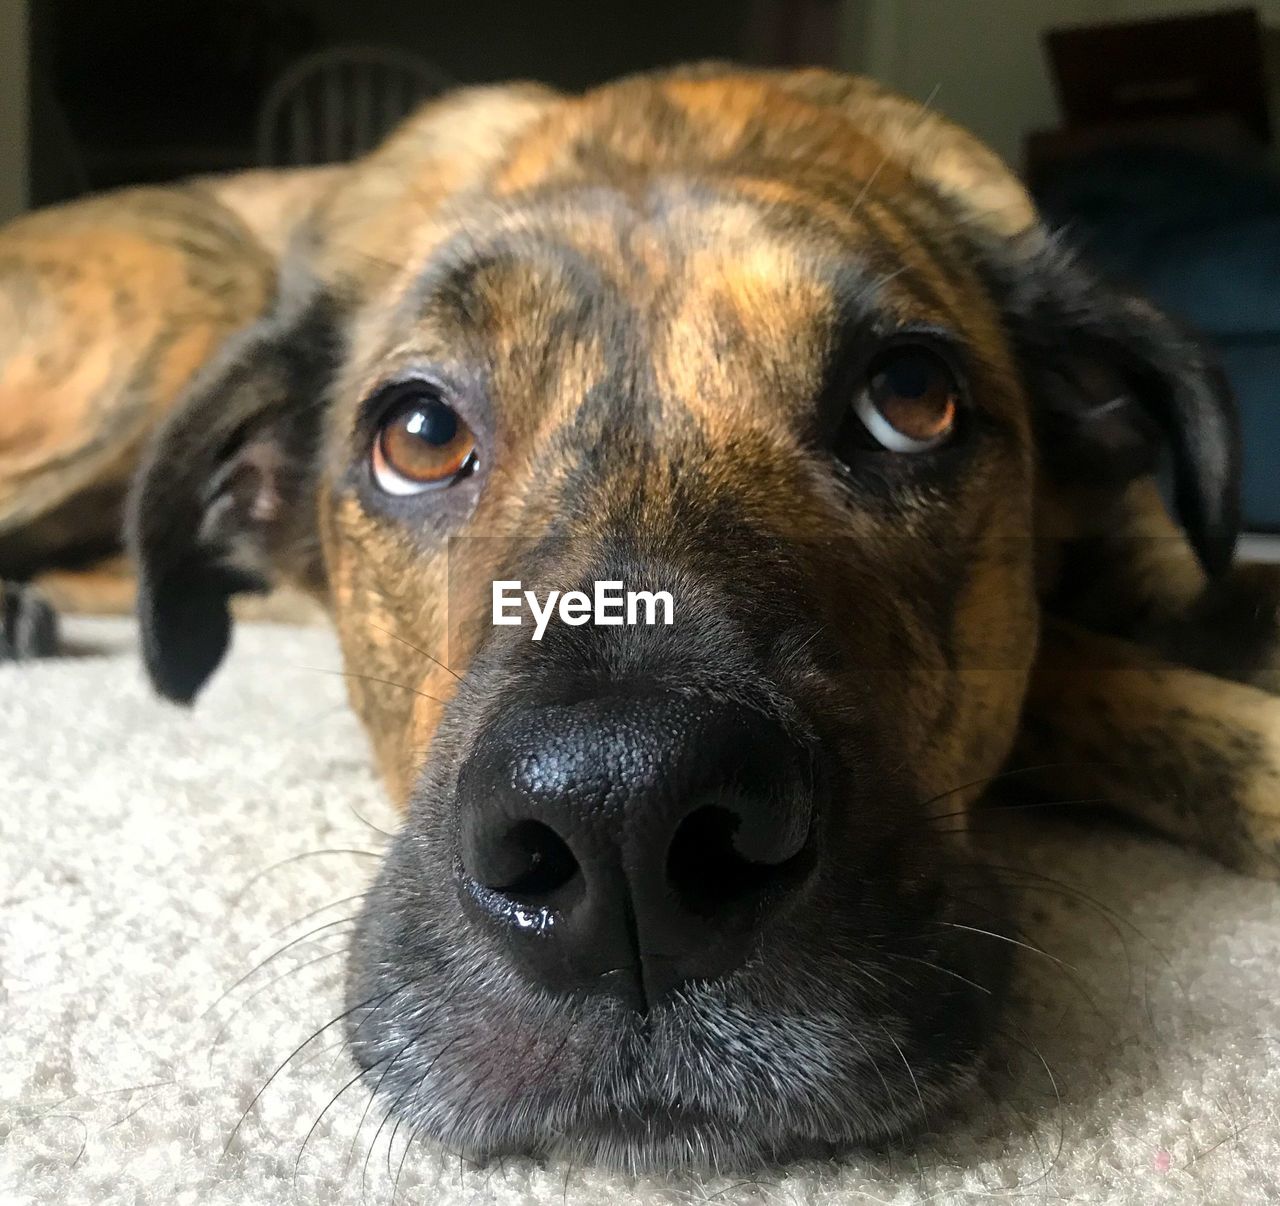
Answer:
[0,183,276,574]
[1,66,1277,1167]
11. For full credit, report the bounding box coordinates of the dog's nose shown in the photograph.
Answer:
[456,695,816,1009]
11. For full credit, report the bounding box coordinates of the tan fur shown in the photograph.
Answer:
[0,184,277,570]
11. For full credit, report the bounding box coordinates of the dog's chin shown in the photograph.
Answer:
[343,841,1011,1173]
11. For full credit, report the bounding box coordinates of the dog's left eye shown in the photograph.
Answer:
[853,345,960,453]
[371,388,477,495]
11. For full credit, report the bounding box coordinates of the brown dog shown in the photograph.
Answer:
[2,66,1278,1169]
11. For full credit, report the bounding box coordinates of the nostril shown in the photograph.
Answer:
[667,804,810,915]
[484,819,578,898]
[455,699,822,1003]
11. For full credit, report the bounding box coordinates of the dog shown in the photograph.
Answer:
[3,65,1279,1171]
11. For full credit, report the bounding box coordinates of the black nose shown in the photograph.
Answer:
[456,694,817,1009]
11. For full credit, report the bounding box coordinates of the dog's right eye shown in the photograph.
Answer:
[371,388,477,495]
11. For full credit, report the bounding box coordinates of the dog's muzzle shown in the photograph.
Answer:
[345,548,1011,1170]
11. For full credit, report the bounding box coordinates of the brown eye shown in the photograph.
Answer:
[372,389,477,494]
[855,346,960,452]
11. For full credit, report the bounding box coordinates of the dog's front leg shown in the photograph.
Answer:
[1015,619,1280,878]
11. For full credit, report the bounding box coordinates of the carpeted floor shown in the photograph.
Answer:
[2,618,1278,1205]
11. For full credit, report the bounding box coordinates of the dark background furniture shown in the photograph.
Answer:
[25,0,840,202]
[1031,7,1280,531]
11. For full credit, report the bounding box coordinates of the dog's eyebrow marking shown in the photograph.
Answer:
[826,256,903,328]
[404,216,627,324]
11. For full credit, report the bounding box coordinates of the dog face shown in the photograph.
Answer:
[131,69,1237,1168]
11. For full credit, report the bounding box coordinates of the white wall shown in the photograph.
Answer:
[0,0,29,220]
[843,0,1280,167]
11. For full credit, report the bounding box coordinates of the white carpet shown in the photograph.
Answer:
[2,618,1278,1205]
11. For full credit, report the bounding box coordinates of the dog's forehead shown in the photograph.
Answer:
[331,70,1028,477]
[318,67,1037,326]
[492,72,924,200]
[343,177,1006,435]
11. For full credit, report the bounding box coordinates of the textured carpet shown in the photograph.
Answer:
[2,618,1278,1205]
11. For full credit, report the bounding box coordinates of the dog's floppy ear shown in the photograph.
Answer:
[127,278,340,703]
[125,86,564,705]
[994,237,1241,577]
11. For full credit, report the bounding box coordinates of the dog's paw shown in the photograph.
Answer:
[0,581,60,660]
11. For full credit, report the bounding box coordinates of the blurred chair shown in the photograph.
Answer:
[256,46,450,167]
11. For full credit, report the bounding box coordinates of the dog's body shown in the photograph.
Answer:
[3,66,1279,1169]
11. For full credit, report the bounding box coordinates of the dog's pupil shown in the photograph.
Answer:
[880,353,934,402]
[404,400,458,447]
